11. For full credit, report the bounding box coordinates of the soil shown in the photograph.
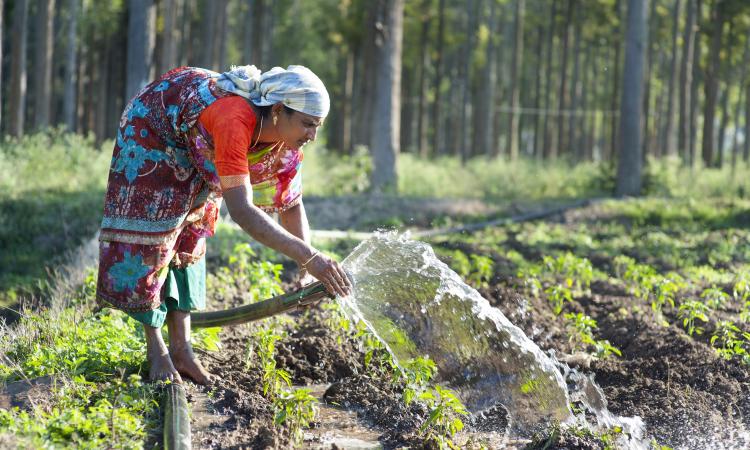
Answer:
[183,200,750,449]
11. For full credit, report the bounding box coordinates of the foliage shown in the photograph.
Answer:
[447,250,494,289]
[563,312,621,358]
[206,242,284,303]
[0,131,110,299]
[0,374,159,449]
[274,388,318,446]
[418,385,468,450]
[246,325,291,399]
[402,356,438,406]
[1,309,146,383]
[678,300,711,336]
[710,321,750,363]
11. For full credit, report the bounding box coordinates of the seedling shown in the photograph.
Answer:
[701,286,730,310]
[402,356,438,405]
[678,301,710,336]
[274,387,318,445]
[710,321,750,362]
[418,385,468,450]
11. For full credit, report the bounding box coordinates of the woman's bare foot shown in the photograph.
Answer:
[148,349,183,383]
[143,324,182,383]
[166,310,213,385]
[171,346,213,385]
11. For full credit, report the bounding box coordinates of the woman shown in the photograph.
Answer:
[96,65,352,385]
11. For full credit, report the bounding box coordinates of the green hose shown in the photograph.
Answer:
[191,281,333,328]
[163,383,191,450]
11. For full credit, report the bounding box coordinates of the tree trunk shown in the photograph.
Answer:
[252,0,266,67]
[432,0,445,155]
[568,8,582,161]
[541,2,557,159]
[689,0,703,168]
[215,0,229,70]
[679,0,695,163]
[556,0,574,157]
[457,0,477,162]
[476,0,498,157]
[32,0,55,130]
[125,0,156,101]
[507,0,525,160]
[158,0,181,75]
[616,0,648,197]
[731,34,749,170]
[532,17,545,158]
[62,0,79,131]
[610,0,624,162]
[0,0,4,132]
[340,49,354,153]
[717,84,729,168]
[701,0,724,168]
[641,0,657,159]
[417,0,431,157]
[9,0,29,137]
[369,0,404,192]
[662,0,681,157]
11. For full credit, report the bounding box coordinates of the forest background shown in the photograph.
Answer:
[2,0,750,297]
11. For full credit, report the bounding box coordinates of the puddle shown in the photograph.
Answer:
[302,384,383,449]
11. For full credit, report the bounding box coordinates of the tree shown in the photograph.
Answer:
[62,0,79,131]
[616,0,649,196]
[33,0,55,130]
[9,0,29,137]
[125,0,155,101]
[662,0,682,157]
[0,0,4,132]
[508,0,525,160]
[679,0,696,163]
[369,0,404,191]
[701,0,726,167]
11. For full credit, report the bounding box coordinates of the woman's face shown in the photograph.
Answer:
[275,107,323,150]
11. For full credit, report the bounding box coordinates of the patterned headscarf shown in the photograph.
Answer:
[214,65,330,118]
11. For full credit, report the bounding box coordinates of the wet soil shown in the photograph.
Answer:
[187,201,750,449]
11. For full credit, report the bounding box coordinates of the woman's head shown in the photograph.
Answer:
[257,103,323,149]
[215,64,329,149]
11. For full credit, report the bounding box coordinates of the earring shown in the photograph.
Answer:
[273,115,278,126]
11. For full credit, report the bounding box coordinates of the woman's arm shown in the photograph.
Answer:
[278,200,310,245]
[223,186,350,296]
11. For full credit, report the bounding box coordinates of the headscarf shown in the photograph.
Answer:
[214,65,330,118]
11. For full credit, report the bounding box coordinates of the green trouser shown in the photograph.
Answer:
[127,258,206,328]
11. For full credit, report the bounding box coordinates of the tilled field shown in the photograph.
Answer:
[186,200,750,449]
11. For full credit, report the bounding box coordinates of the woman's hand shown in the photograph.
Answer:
[303,253,352,297]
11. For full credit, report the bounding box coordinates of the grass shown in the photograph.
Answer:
[0,131,110,303]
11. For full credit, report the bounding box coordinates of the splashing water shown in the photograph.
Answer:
[339,232,650,447]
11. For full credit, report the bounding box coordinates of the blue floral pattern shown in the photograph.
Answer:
[108,250,150,293]
[114,131,169,183]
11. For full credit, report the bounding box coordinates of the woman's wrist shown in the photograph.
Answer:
[299,250,320,271]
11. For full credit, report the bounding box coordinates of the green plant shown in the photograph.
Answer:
[402,356,438,405]
[274,387,318,445]
[545,284,574,315]
[563,312,621,358]
[678,300,711,336]
[247,326,291,398]
[710,321,750,363]
[701,286,730,310]
[418,385,468,450]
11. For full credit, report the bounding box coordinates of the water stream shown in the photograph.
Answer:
[339,232,646,446]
